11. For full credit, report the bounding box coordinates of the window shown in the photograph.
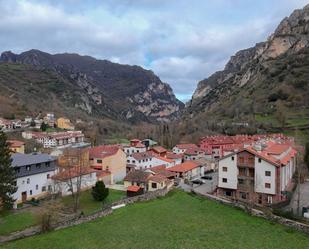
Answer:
[13,181,17,186]
[132,160,136,164]
[15,167,20,173]
[265,171,271,176]
[36,184,39,190]
[26,165,31,171]
[265,183,271,189]
[258,158,262,163]
[48,185,52,191]
[222,178,227,183]
[27,178,30,184]
[240,192,247,199]
[152,182,157,189]
[127,160,130,163]
[36,163,41,169]
[42,186,46,192]
[30,190,32,195]
[267,195,273,204]
[137,150,139,153]
[47,174,50,179]
[45,162,50,167]
[231,156,234,161]
[238,178,244,184]
[97,159,102,164]
[106,166,109,171]
[222,167,228,172]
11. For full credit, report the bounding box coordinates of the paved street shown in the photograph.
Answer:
[194,172,218,195]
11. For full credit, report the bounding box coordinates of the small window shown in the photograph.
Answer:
[106,166,109,171]
[42,186,46,192]
[152,182,157,188]
[231,156,234,161]
[265,171,271,176]
[26,165,31,171]
[36,184,39,190]
[27,178,30,184]
[265,183,271,189]
[45,162,50,167]
[258,158,262,163]
[15,167,20,173]
[97,159,102,163]
[13,181,17,186]
[222,178,227,183]
[127,160,130,163]
[222,167,228,172]
[47,174,50,179]
[30,190,32,195]
[240,192,247,199]
[137,150,139,153]
[36,163,41,169]
[238,178,244,184]
[48,185,52,191]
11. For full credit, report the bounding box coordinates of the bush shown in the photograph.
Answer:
[91,181,109,202]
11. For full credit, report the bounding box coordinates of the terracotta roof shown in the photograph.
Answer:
[149,174,168,183]
[127,185,141,192]
[266,144,290,155]
[131,151,153,161]
[168,161,200,173]
[124,170,151,183]
[135,142,146,148]
[7,140,25,148]
[151,146,167,154]
[166,152,183,159]
[154,155,175,163]
[89,145,120,159]
[175,144,198,150]
[52,167,95,181]
[184,148,204,156]
[149,165,166,172]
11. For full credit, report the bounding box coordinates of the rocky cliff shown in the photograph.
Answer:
[187,4,309,127]
[0,50,184,123]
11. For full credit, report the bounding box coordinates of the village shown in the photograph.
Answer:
[0,112,307,213]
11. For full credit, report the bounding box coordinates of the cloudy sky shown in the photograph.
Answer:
[0,0,308,101]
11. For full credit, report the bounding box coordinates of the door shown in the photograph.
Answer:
[21,191,27,202]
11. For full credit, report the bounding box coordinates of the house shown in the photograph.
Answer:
[0,118,14,131]
[150,146,168,157]
[123,139,147,155]
[168,161,203,180]
[89,145,126,184]
[146,165,177,180]
[57,117,75,130]
[217,142,297,205]
[126,185,144,197]
[184,148,206,161]
[11,153,57,208]
[142,138,158,149]
[126,152,175,170]
[166,152,183,165]
[124,169,173,194]
[52,167,97,196]
[22,131,85,148]
[8,140,25,154]
[172,143,199,154]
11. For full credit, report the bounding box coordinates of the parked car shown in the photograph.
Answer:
[201,175,213,180]
[191,179,204,185]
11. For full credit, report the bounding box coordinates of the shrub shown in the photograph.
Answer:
[91,181,109,202]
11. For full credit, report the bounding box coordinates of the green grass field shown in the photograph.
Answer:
[61,189,126,215]
[0,211,36,236]
[3,191,309,249]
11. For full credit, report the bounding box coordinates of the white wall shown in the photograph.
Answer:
[13,170,56,206]
[218,156,237,189]
[255,158,276,195]
[124,146,146,156]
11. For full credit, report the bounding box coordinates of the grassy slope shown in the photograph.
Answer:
[0,211,36,236]
[3,191,309,249]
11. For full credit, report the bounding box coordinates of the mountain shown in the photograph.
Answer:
[184,4,309,139]
[0,50,184,123]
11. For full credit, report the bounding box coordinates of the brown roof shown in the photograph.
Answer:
[149,165,177,178]
[175,144,199,150]
[166,152,183,159]
[131,151,153,161]
[127,185,141,192]
[151,146,167,154]
[124,170,151,183]
[168,161,201,173]
[148,174,168,183]
[52,167,95,181]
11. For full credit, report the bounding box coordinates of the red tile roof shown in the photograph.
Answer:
[166,152,183,159]
[89,145,120,159]
[52,167,96,181]
[168,161,200,173]
[151,146,167,154]
[154,155,175,164]
[149,174,168,183]
[175,144,198,150]
[127,185,141,192]
[7,140,25,148]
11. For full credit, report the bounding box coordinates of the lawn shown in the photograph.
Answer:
[61,189,126,215]
[0,211,36,236]
[3,190,309,249]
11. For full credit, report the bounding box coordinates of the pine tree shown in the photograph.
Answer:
[0,131,17,209]
[91,181,109,202]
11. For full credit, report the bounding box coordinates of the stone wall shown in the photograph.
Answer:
[0,187,172,245]
[192,190,309,234]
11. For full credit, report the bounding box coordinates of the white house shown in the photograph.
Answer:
[11,153,57,208]
[123,139,147,156]
[217,142,297,205]
[172,144,199,154]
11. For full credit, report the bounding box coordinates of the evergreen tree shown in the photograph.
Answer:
[0,131,17,209]
[40,122,48,131]
[91,181,109,202]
